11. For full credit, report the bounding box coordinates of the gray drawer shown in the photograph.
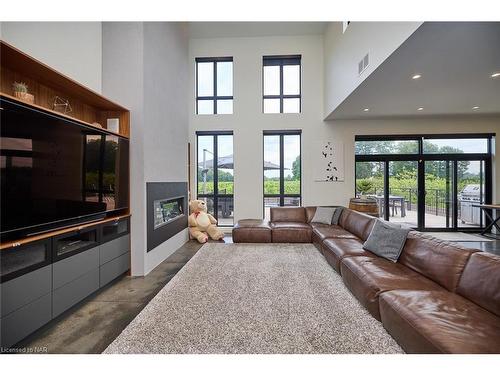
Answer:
[99,234,130,265]
[100,251,130,287]
[1,293,51,348]
[53,246,99,290]
[52,268,99,318]
[1,265,52,317]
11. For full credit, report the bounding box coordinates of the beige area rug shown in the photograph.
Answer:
[104,243,403,354]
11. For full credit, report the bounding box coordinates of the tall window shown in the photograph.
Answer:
[263,131,301,220]
[263,55,301,113]
[196,57,233,114]
[197,131,234,226]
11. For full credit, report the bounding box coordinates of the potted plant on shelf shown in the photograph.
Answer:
[356,180,374,199]
[12,82,35,104]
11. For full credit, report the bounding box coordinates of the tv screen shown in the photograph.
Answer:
[0,98,129,239]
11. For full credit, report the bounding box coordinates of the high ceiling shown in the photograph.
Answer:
[188,22,328,38]
[328,22,500,120]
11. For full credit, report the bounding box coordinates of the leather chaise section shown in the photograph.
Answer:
[271,222,312,243]
[340,256,444,320]
[399,231,477,292]
[456,252,500,316]
[380,290,500,353]
[232,219,272,243]
[321,238,373,273]
[311,223,358,242]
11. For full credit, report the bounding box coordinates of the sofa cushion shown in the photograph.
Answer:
[399,231,477,292]
[232,219,272,243]
[363,220,410,262]
[322,238,374,273]
[331,207,344,225]
[456,252,500,317]
[305,206,317,223]
[311,207,336,225]
[270,207,306,223]
[340,209,376,241]
[340,256,443,320]
[311,223,358,242]
[271,222,312,243]
[380,290,500,353]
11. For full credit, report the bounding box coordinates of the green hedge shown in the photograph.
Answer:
[197,180,301,195]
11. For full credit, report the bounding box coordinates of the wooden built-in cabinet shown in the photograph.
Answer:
[0,40,130,138]
[0,40,132,348]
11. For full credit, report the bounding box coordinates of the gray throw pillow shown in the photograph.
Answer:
[363,220,410,262]
[311,207,336,225]
[331,206,344,225]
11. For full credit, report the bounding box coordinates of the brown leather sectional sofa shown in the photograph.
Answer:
[232,206,500,354]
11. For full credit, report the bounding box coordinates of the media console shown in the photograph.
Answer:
[0,215,130,348]
[0,40,132,348]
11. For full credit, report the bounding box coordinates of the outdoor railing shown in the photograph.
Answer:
[368,188,457,217]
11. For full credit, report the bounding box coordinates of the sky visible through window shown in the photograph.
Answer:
[264,135,300,179]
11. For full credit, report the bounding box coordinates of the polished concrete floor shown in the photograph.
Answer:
[13,233,498,353]
[15,237,232,354]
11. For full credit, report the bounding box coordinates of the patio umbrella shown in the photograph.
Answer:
[198,154,284,170]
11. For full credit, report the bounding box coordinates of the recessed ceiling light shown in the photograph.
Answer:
[472,106,480,110]
[417,107,424,111]
[412,74,422,80]
[363,108,369,112]
[491,72,500,78]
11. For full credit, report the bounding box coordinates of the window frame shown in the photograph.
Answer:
[195,57,234,115]
[263,130,302,217]
[262,55,302,114]
[196,130,234,227]
[354,133,494,232]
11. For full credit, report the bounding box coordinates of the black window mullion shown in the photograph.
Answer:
[280,134,285,206]
[279,65,284,113]
[213,62,218,114]
[213,135,219,219]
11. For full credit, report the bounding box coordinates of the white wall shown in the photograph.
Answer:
[323,22,422,119]
[189,35,327,221]
[142,22,189,274]
[0,22,102,92]
[189,34,499,224]
[102,22,189,276]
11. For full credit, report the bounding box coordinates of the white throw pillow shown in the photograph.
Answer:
[311,207,336,225]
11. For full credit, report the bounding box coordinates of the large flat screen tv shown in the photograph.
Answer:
[1,97,129,240]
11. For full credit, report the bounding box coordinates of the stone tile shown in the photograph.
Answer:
[16,301,144,354]
[90,271,176,304]
[15,237,227,353]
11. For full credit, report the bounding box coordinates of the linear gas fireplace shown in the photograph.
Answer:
[146,182,188,252]
[153,196,185,229]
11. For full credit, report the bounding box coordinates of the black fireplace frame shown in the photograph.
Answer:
[146,182,188,252]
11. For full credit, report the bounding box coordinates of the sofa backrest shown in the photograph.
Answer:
[339,208,375,241]
[305,206,317,223]
[456,252,500,317]
[270,207,306,223]
[399,232,477,292]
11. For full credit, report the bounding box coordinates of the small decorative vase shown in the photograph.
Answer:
[14,91,35,104]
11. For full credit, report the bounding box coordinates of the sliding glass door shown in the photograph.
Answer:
[263,131,301,220]
[196,131,234,226]
[355,134,493,232]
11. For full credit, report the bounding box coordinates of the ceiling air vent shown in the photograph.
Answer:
[358,53,369,75]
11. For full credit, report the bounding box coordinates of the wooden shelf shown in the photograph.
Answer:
[0,214,131,250]
[0,40,130,138]
[1,93,127,138]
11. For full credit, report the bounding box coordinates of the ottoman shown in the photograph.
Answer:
[232,219,272,243]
